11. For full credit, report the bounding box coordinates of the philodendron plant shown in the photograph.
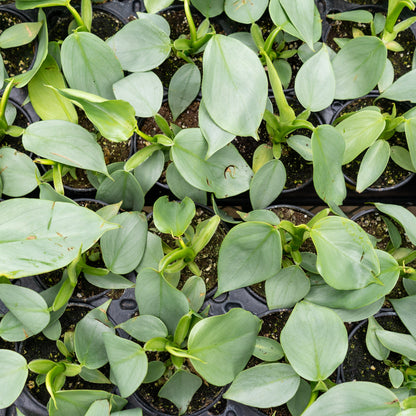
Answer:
[216,204,414,322]
[0,300,142,416]
[112,291,260,414]
[224,301,348,413]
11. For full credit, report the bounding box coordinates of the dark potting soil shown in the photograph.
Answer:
[21,306,113,405]
[137,353,223,415]
[0,337,15,351]
[338,96,413,189]
[342,314,408,386]
[250,206,314,298]
[48,9,124,42]
[325,18,416,79]
[0,11,34,77]
[149,206,228,293]
[247,310,292,416]
[344,0,383,3]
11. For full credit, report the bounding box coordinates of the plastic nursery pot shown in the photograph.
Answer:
[14,303,116,416]
[35,199,134,304]
[323,1,416,78]
[330,94,415,193]
[337,311,407,386]
[0,5,38,77]
[247,205,314,304]
[147,202,229,300]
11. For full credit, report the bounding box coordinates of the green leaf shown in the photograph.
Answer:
[74,305,115,369]
[327,10,374,23]
[391,146,416,172]
[85,400,110,416]
[310,216,380,290]
[28,54,78,123]
[301,382,400,416]
[15,0,66,8]
[376,329,416,360]
[281,301,348,381]
[281,0,317,49]
[332,298,384,322]
[84,271,134,289]
[169,64,201,121]
[265,265,311,309]
[295,44,335,111]
[356,140,390,192]
[143,361,166,383]
[171,128,253,198]
[0,148,39,197]
[144,0,174,13]
[133,150,164,195]
[0,21,42,48]
[217,221,281,295]
[378,58,394,92]
[311,125,346,205]
[332,36,387,99]
[250,159,286,210]
[117,315,168,342]
[199,99,235,159]
[374,203,416,245]
[336,110,385,164]
[0,350,28,408]
[191,0,223,17]
[188,308,261,385]
[113,72,163,118]
[153,196,195,237]
[224,363,299,407]
[389,368,404,389]
[366,316,390,360]
[79,367,110,384]
[107,19,171,72]
[100,211,147,274]
[287,379,312,416]
[287,135,313,161]
[55,88,137,143]
[224,0,268,23]
[166,163,208,205]
[305,250,398,309]
[405,118,416,170]
[0,199,117,278]
[158,370,202,415]
[253,336,285,362]
[390,296,416,338]
[13,10,48,88]
[103,333,148,397]
[23,120,108,175]
[96,170,145,212]
[379,69,416,102]
[0,285,50,340]
[182,276,206,312]
[135,268,189,334]
[61,32,123,99]
[135,233,164,274]
[48,390,127,416]
[202,35,268,138]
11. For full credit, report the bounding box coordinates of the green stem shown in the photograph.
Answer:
[301,391,319,415]
[190,33,213,54]
[184,0,197,43]
[52,164,65,195]
[264,26,282,55]
[0,79,16,124]
[159,247,194,272]
[66,3,87,30]
[385,0,415,33]
[135,126,156,143]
